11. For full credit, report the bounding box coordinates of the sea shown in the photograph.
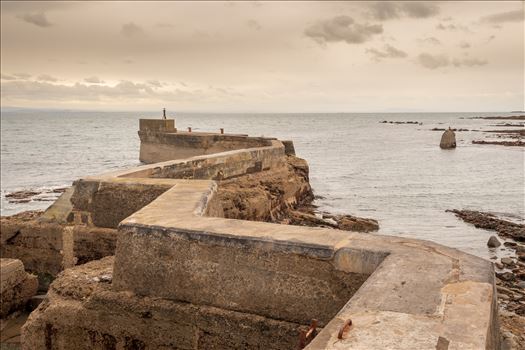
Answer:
[1,110,524,260]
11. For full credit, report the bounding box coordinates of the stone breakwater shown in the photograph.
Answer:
[0,119,500,349]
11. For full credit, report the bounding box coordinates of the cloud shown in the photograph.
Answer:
[18,12,52,27]
[452,57,488,67]
[417,53,489,69]
[37,74,58,82]
[147,80,163,87]
[367,44,407,61]
[305,16,383,45]
[436,22,470,32]
[13,73,31,79]
[121,22,144,38]
[481,10,524,24]
[368,2,440,20]
[419,37,441,45]
[459,41,471,49]
[1,2,76,13]
[417,53,449,69]
[84,76,104,84]
[246,19,262,31]
[1,74,17,81]
[0,79,241,104]
[401,2,440,18]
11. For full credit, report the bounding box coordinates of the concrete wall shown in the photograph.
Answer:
[139,130,275,164]
[70,178,175,228]
[139,118,176,132]
[0,216,117,290]
[23,258,306,350]
[113,225,370,326]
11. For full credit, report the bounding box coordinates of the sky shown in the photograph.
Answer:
[0,1,523,112]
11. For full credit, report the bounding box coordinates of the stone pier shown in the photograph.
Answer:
[1,118,499,349]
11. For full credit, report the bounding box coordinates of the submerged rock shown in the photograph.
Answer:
[440,128,456,149]
[488,235,501,248]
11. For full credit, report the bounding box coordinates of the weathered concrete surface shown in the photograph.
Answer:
[130,140,285,180]
[139,118,176,132]
[1,259,38,318]
[139,128,275,164]
[70,178,174,228]
[0,211,117,290]
[1,212,64,289]
[39,187,74,224]
[23,257,307,350]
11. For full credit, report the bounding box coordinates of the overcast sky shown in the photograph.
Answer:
[0,1,523,112]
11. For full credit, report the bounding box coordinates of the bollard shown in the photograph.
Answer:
[220,128,224,134]
[188,127,192,133]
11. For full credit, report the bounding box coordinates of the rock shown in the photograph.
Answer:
[335,215,379,233]
[497,272,515,281]
[495,262,504,270]
[501,258,515,266]
[217,156,379,233]
[517,281,525,289]
[446,209,525,242]
[472,140,525,147]
[28,295,47,311]
[497,286,513,295]
[516,245,525,254]
[487,235,501,247]
[440,128,456,149]
[0,258,38,318]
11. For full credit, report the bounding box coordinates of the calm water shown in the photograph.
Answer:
[1,110,524,259]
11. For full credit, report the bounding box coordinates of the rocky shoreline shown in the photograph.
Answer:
[447,209,525,348]
[472,140,525,147]
[472,115,525,120]
[4,188,67,204]
[380,120,422,125]
[217,155,379,233]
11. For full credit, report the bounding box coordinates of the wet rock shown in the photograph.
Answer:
[497,272,515,282]
[335,215,379,233]
[4,188,68,203]
[440,128,456,149]
[472,140,525,147]
[474,115,525,120]
[446,210,525,242]
[501,258,515,267]
[431,128,469,132]
[487,235,501,247]
[380,120,421,125]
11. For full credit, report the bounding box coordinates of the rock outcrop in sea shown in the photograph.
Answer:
[439,128,457,149]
